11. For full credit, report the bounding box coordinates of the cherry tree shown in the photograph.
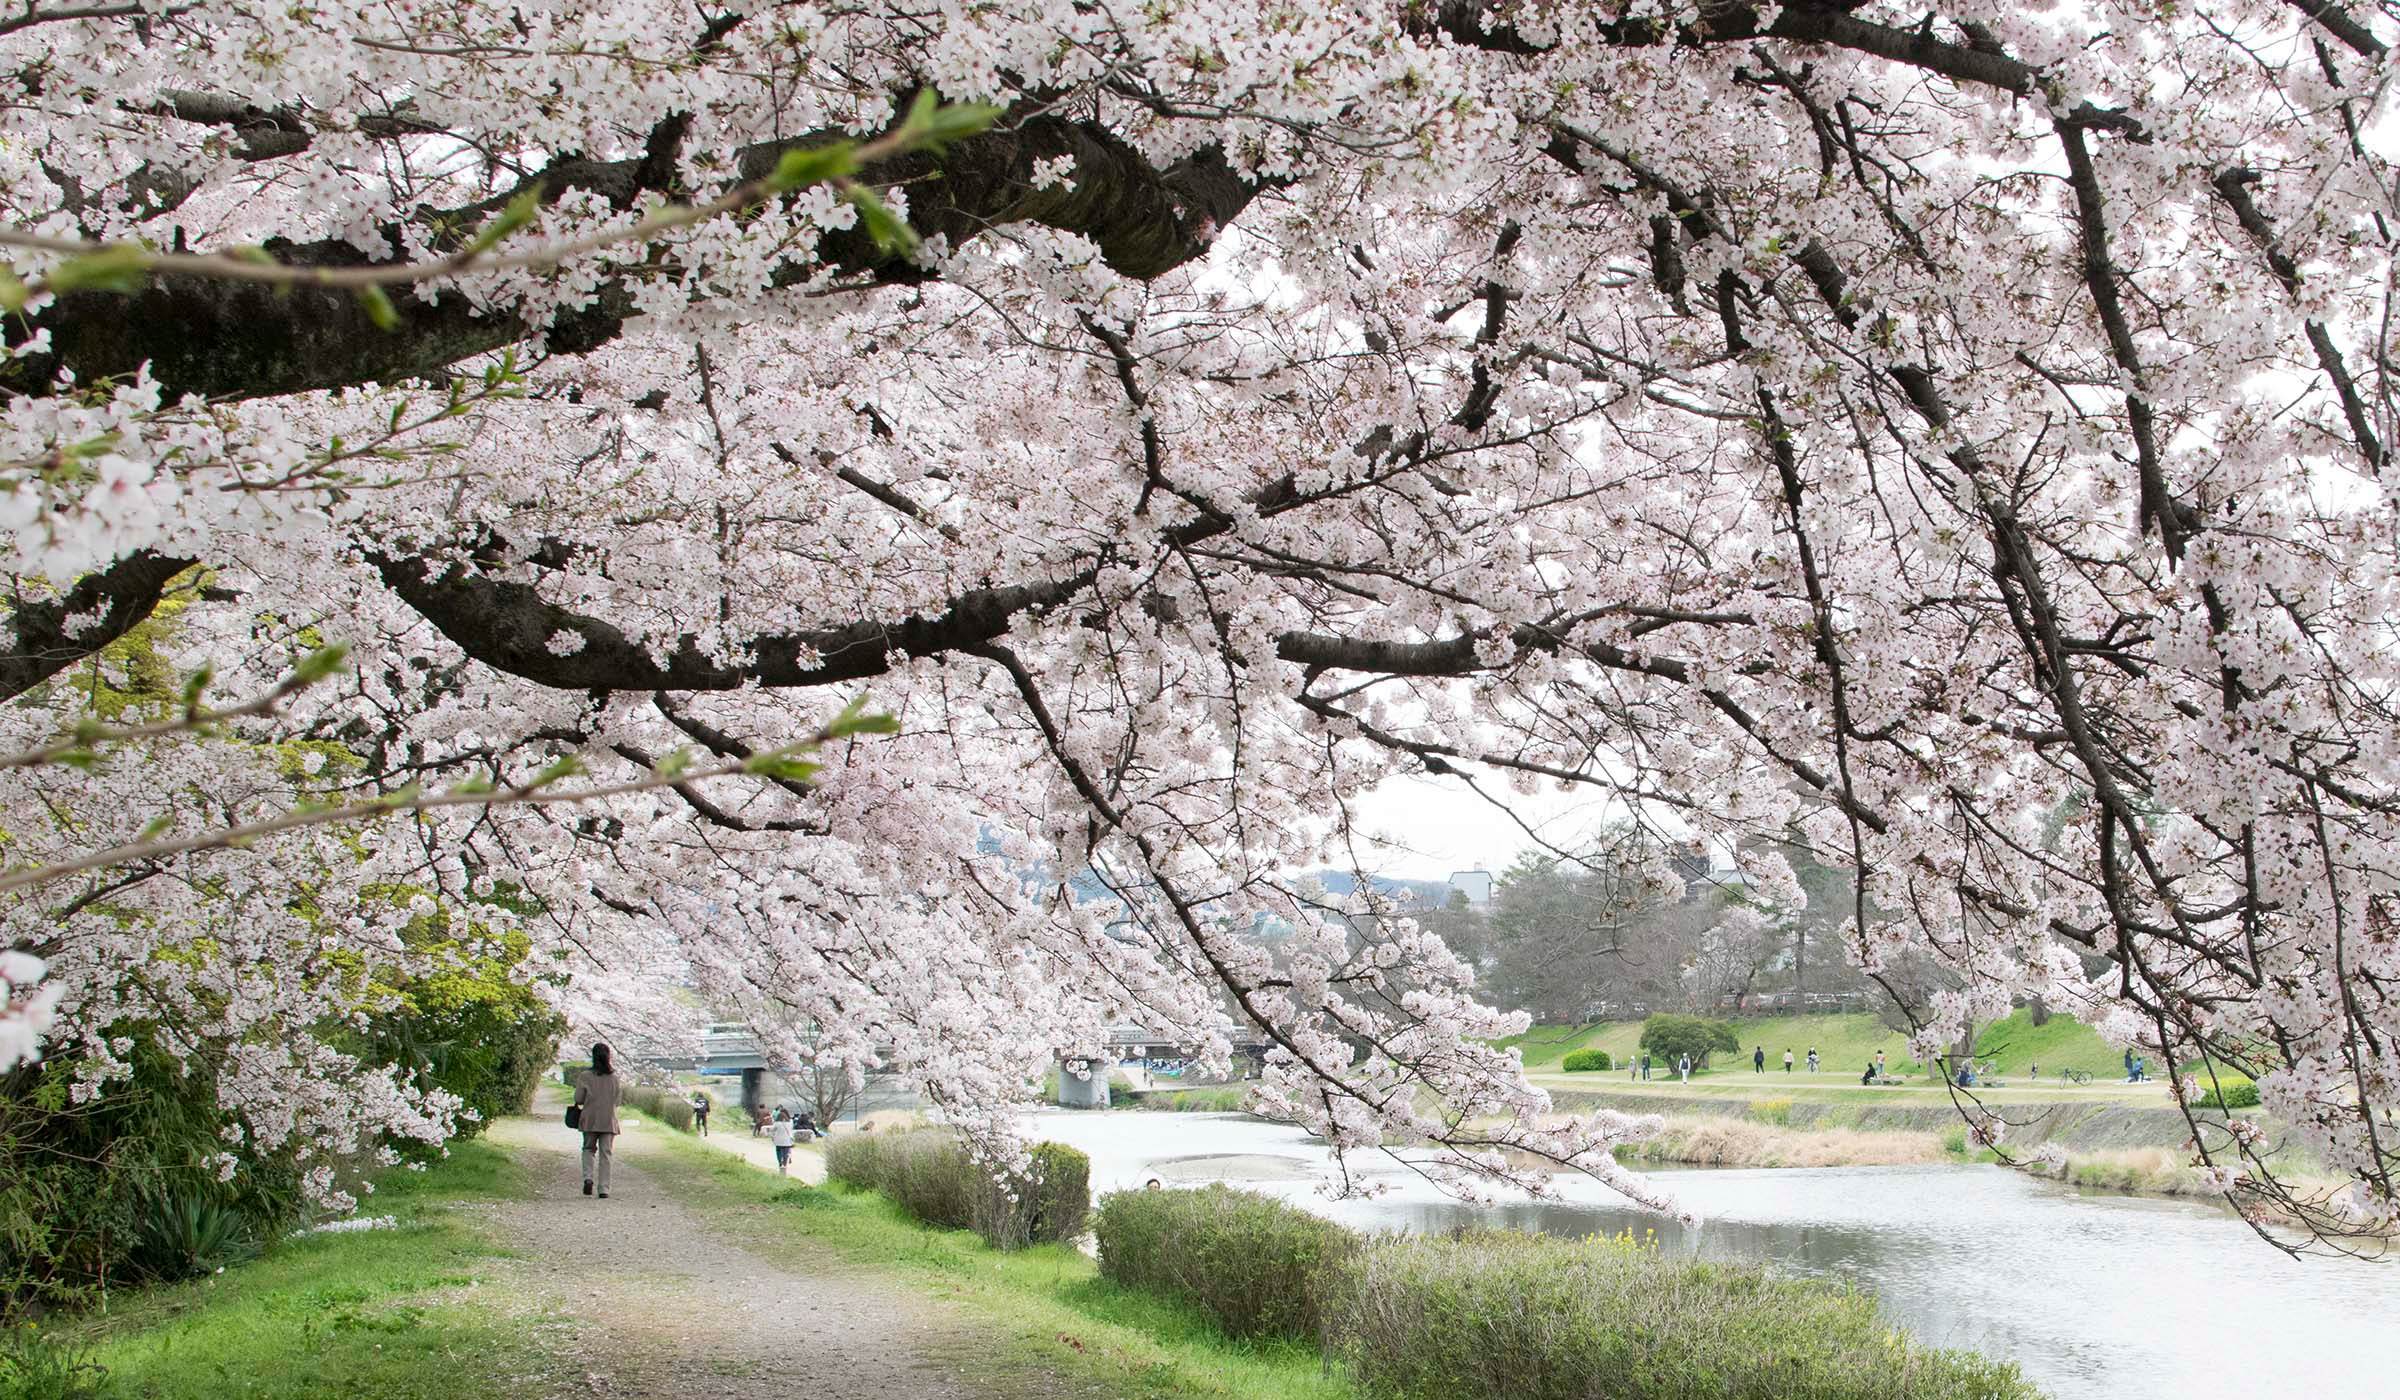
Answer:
[4,0,2399,1246]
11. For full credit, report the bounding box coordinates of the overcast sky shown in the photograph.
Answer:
[1340,768,1631,881]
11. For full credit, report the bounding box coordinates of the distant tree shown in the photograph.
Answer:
[1638,1014,1741,1069]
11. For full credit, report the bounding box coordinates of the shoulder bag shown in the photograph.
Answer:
[565,1103,583,1130]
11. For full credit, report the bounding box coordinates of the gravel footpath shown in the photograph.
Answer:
[481,1106,997,1400]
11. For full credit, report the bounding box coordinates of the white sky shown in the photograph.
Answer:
[1342,768,1629,880]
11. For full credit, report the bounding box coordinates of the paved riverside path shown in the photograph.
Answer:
[481,1098,1000,1400]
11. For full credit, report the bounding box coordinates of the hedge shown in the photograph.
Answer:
[825,1130,1088,1250]
[1322,1229,2040,1400]
[1094,1184,1359,1341]
[1561,1048,1613,1072]
[2192,1079,2261,1110]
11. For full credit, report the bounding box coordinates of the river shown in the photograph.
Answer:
[1027,1109,2400,1400]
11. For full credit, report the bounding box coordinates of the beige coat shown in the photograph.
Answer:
[573,1069,623,1134]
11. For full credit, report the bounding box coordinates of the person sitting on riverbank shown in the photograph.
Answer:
[1862,1060,1877,1086]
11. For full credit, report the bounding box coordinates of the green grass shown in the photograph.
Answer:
[1503,1009,2127,1083]
[61,1141,553,1400]
[650,1128,1356,1400]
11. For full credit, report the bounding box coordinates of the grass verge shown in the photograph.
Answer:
[57,1141,555,1400]
[643,1125,1358,1400]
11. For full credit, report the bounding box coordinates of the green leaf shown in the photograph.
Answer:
[179,665,214,709]
[909,98,1005,153]
[653,747,698,781]
[44,245,155,297]
[529,755,584,788]
[357,284,400,331]
[742,746,823,783]
[825,693,900,739]
[0,268,27,314]
[452,774,497,796]
[136,816,173,842]
[843,185,917,256]
[765,142,860,193]
[468,185,545,255]
[290,642,353,686]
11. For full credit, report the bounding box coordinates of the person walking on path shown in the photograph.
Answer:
[1783,1048,1795,1073]
[1640,1052,1652,1081]
[1875,1050,1887,1079]
[572,1042,623,1199]
[1677,1053,1692,1083]
[1806,1047,1819,1073]
[770,1112,796,1175]
[690,1091,710,1136]
[1753,1045,1766,1073]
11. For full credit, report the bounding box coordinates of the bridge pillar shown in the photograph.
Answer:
[1055,1056,1110,1109]
[740,1067,764,1116]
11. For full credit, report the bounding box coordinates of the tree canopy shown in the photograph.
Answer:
[3,0,2398,1246]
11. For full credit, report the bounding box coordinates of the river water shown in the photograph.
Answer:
[1027,1109,2400,1400]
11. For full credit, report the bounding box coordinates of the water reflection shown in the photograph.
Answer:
[1029,1111,2400,1400]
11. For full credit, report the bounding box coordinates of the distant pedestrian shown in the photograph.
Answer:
[770,1113,795,1174]
[1753,1045,1766,1073]
[1875,1050,1887,1079]
[1806,1047,1819,1073]
[1783,1048,1794,1073]
[1640,1052,1652,1081]
[2029,1061,2039,1080]
[2124,1047,2137,1081]
[572,1042,623,1200]
[1677,1054,1692,1083]
[691,1091,710,1136]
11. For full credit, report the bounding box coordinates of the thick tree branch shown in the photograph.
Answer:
[0,552,196,699]
[10,115,1258,401]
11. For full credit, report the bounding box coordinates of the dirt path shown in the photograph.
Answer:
[480,1101,991,1400]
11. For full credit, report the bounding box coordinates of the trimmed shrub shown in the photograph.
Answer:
[1094,1184,1359,1341]
[1322,1229,2040,1400]
[825,1129,1089,1250]
[621,1085,696,1132]
[1560,1048,1613,1073]
[2193,1079,2260,1110]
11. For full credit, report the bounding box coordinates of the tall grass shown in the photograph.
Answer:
[1094,1184,1358,1341]
[824,1129,1088,1249]
[1614,1116,1949,1169]
[1325,1230,2040,1400]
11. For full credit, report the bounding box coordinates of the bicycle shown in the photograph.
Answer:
[2057,1068,2093,1086]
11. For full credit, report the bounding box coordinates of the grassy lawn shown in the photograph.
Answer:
[644,1124,1359,1400]
[1506,1009,2139,1086]
[58,1141,559,1400]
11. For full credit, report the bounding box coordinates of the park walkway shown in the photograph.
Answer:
[480,1098,988,1400]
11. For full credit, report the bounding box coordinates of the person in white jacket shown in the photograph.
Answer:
[769,1111,795,1175]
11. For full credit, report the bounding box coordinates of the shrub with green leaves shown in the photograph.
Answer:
[1094,1183,1358,1341]
[1,1035,310,1313]
[2192,1079,2261,1110]
[1322,1229,2041,1400]
[825,1129,1088,1250]
[1560,1048,1613,1072]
